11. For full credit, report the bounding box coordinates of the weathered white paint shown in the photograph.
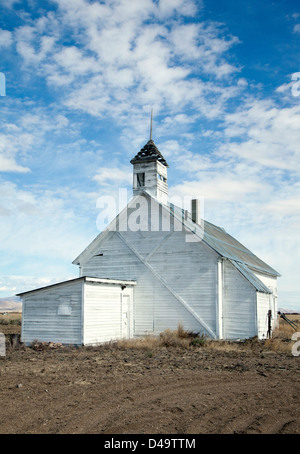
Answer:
[77,195,280,341]
[19,133,280,344]
[253,270,277,295]
[21,279,83,345]
[20,277,136,346]
[256,292,272,339]
[79,198,220,338]
[83,281,134,345]
[118,231,217,338]
[223,260,256,339]
[217,260,224,339]
[253,270,278,331]
[132,160,168,205]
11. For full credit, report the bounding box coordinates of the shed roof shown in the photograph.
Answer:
[229,260,272,294]
[16,276,137,297]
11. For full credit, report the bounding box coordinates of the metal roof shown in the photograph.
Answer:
[203,220,280,276]
[16,276,137,296]
[169,202,280,279]
[229,260,272,293]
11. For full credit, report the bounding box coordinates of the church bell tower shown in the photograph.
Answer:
[130,111,168,205]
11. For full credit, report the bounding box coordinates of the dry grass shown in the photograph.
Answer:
[110,316,300,355]
[264,314,300,353]
[99,324,207,351]
[0,312,22,324]
[2,312,299,355]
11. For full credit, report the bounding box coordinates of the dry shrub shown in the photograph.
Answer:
[84,315,300,354]
[111,336,160,350]
[264,314,299,354]
[159,328,190,348]
[274,316,298,338]
[159,324,206,348]
[30,340,64,351]
[176,323,198,339]
[264,337,292,354]
[107,324,206,350]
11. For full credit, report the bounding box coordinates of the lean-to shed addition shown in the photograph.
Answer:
[19,130,280,344]
[18,277,136,346]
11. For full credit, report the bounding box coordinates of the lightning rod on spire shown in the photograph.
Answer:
[150,108,153,141]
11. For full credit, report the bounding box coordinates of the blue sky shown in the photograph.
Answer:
[0,0,300,309]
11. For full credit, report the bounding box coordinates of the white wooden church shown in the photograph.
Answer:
[19,132,280,345]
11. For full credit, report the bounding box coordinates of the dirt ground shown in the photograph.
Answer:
[0,336,299,435]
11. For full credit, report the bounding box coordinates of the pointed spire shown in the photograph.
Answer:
[150,108,153,141]
[130,110,168,167]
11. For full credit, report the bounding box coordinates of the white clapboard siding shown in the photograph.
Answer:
[253,270,278,331]
[80,221,218,337]
[256,292,272,339]
[81,231,141,281]
[78,193,279,341]
[83,281,134,345]
[151,276,210,335]
[21,280,83,345]
[223,260,256,339]
[81,232,156,335]
[20,277,136,346]
[253,270,277,295]
[147,231,218,336]
[80,232,152,334]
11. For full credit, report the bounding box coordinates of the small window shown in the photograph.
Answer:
[58,300,72,316]
[137,173,145,187]
[157,173,166,182]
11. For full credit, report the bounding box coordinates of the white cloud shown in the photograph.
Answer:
[2,0,299,307]
[157,0,199,18]
[0,155,30,173]
[1,0,21,8]
[276,80,294,94]
[0,275,74,298]
[0,131,32,173]
[221,99,300,171]
[53,46,99,78]
[170,172,268,202]
[0,29,13,48]
[293,24,300,33]
[166,89,300,301]
[0,107,73,174]
[93,166,132,186]
[0,181,98,277]
[11,0,242,126]
[15,25,57,65]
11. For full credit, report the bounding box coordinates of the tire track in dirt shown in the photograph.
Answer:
[50,369,296,434]
[54,371,202,434]
[1,348,299,434]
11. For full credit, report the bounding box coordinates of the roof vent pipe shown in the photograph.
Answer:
[191,199,201,224]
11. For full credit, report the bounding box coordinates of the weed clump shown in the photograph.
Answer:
[190,335,207,347]
[159,325,207,348]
